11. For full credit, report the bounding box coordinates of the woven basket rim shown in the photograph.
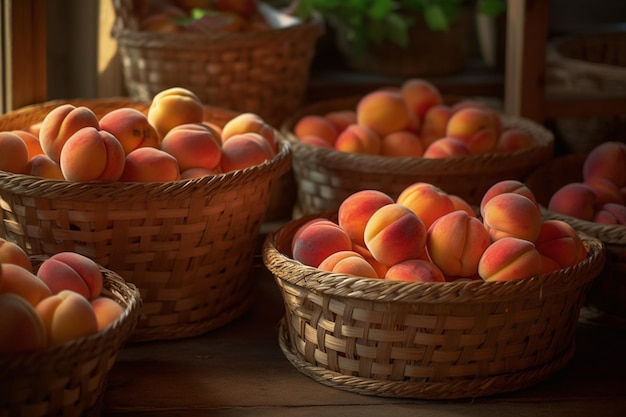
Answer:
[541,206,626,245]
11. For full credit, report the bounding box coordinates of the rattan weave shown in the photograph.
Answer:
[0,255,141,417]
[0,99,291,342]
[263,214,605,399]
[281,96,555,216]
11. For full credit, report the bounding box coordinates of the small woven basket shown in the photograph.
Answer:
[263,213,605,400]
[0,98,291,342]
[111,0,324,127]
[0,255,141,417]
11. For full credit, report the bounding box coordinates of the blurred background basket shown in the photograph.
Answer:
[111,0,324,128]
[263,213,605,399]
[282,96,555,216]
[0,255,141,417]
[545,31,626,153]
[0,98,291,342]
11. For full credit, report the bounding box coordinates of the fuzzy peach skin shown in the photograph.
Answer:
[364,203,427,266]
[351,243,389,278]
[445,106,499,155]
[422,136,471,159]
[91,296,125,331]
[427,210,492,277]
[219,132,275,172]
[0,293,48,354]
[324,110,357,134]
[202,121,224,145]
[12,129,44,159]
[449,194,476,217]
[334,124,382,155]
[385,259,446,282]
[291,218,340,251]
[356,89,410,138]
[534,219,587,272]
[39,104,100,163]
[0,131,29,174]
[594,202,626,225]
[299,134,334,148]
[35,290,99,346]
[59,127,126,182]
[26,154,65,179]
[180,167,221,179]
[338,190,395,247]
[37,252,104,300]
[120,147,181,182]
[482,192,542,242]
[548,182,598,221]
[478,237,543,282]
[222,113,277,153]
[317,250,379,279]
[495,128,534,153]
[147,87,205,138]
[294,114,338,147]
[583,177,625,206]
[291,219,353,268]
[99,107,161,154]
[419,104,453,148]
[161,123,222,171]
[381,131,424,157]
[582,141,626,188]
[400,78,443,131]
[0,263,52,307]
[396,182,456,229]
[0,238,33,271]
[480,179,538,218]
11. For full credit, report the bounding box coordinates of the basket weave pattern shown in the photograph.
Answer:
[0,99,291,342]
[0,256,141,417]
[263,214,605,399]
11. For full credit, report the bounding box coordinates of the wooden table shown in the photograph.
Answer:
[102,259,626,417]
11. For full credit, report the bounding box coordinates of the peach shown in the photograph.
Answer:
[482,192,542,242]
[0,131,29,174]
[324,110,357,134]
[219,132,275,172]
[400,78,443,127]
[427,210,492,277]
[291,220,353,268]
[478,237,543,282]
[37,252,103,300]
[449,194,476,217]
[0,293,47,354]
[534,219,587,270]
[420,104,453,148]
[445,106,499,155]
[351,243,389,278]
[35,290,99,346]
[480,180,538,219]
[12,129,44,159]
[363,203,427,266]
[180,167,221,179]
[385,259,446,283]
[222,113,276,153]
[583,177,625,206]
[291,218,340,253]
[540,255,562,275]
[594,202,626,225]
[356,89,410,137]
[317,250,379,279]
[422,137,471,159]
[99,107,161,154]
[299,134,334,148]
[0,263,52,307]
[161,123,222,171]
[59,127,126,182]
[26,154,65,180]
[39,104,100,163]
[334,124,381,155]
[582,141,626,188]
[495,128,534,153]
[91,296,126,331]
[338,189,395,247]
[147,87,205,138]
[548,182,598,221]
[396,182,456,229]
[0,238,33,271]
[120,147,181,182]
[202,121,224,144]
[293,115,338,147]
[381,131,424,157]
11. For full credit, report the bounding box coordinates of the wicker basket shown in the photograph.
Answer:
[111,0,324,128]
[263,214,605,399]
[282,96,555,216]
[0,98,291,342]
[546,31,626,153]
[0,255,141,417]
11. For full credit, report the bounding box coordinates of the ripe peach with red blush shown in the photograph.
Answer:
[39,104,100,163]
[221,112,276,153]
[37,252,104,300]
[534,219,587,271]
[317,250,379,279]
[99,107,161,154]
[478,237,543,282]
[294,115,338,147]
[120,147,180,182]
[338,189,394,246]
[291,219,353,268]
[449,194,475,217]
[299,134,334,148]
[385,259,446,283]
[147,87,205,138]
[0,238,33,271]
[480,179,538,218]
[548,182,598,221]
[91,296,126,331]
[356,89,410,138]
[420,104,453,148]
[26,154,65,180]
[219,132,274,172]
[161,123,222,171]
[482,192,542,242]
[0,263,52,307]
[594,202,626,225]
[12,129,44,159]
[35,290,99,346]
[495,128,534,153]
[381,131,424,157]
[334,124,381,155]
[0,131,29,174]
[583,177,625,206]
[400,78,443,127]
[324,110,357,134]
[445,106,499,155]
[396,182,456,229]
[422,137,470,159]
[582,141,626,188]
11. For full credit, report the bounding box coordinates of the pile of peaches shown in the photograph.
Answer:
[293,78,535,158]
[291,179,588,283]
[0,238,126,354]
[548,141,626,225]
[0,87,278,182]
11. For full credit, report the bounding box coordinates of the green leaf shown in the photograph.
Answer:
[477,0,507,17]
[423,4,449,31]
[383,13,410,48]
[367,0,393,20]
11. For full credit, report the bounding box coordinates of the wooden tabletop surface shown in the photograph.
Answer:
[102,258,626,417]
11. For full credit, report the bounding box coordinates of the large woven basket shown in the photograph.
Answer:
[282,96,555,216]
[0,98,291,342]
[263,214,605,399]
[0,255,141,417]
[111,0,324,127]
[546,31,626,153]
